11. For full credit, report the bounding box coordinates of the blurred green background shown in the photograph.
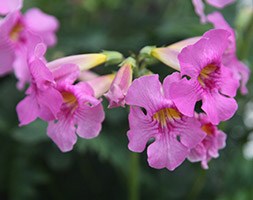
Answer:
[1,0,253,199]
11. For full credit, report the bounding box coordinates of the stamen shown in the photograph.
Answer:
[153,108,181,127]
[9,22,24,42]
[198,64,218,87]
[201,123,214,135]
[62,92,78,108]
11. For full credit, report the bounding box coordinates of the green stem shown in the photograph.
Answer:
[188,169,206,200]
[128,153,140,200]
[238,13,253,60]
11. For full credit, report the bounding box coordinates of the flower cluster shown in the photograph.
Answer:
[1,0,250,170]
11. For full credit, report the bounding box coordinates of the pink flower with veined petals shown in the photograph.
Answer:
[47,81,105,152]
[0,0,23,15]
[192,0,235,23]
[125,75,206,171]
[207,12,250,94]
[188,114,226,169]
[0,9,59,88]
[169,29,239,125]
[16,56,63,126]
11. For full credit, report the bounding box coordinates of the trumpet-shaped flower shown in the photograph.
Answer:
[0,0,23,15]
[207,12,250,94]
[188,114,226,169]
[169,29,239,125]
[104,58,134,108]
[47,81,105,152]
[16,58,63,126]
[125,75,206,171]
[192,0,235,23]
[0,9,59,87]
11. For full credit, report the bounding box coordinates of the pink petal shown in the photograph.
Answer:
[175,117,205,148]
[168,78,201,117]
[52,63,80,85]
[125,75,165,113]
[127,106,157,152]
[216,130,227,149]
[13,49,31,89]
[163,72,181,99]
[179,29,230,78]
[147,133,188,170]
[192,0,206,23]
[207,11,236,53]
[16,94,39,126]
[235,60,250,95]
[24,8,59,46]
[29,59,54,89]
[206,0,235,8]
[47,118,77,152]
[0,0,23,15]
[0,39,15,76]
[202,91,238,125]
[75,103,104,139]
[37,87,63,121]
[224,57,250,95]
[219,65,239,97]
[73,82,95,101]
[188,143,206,163]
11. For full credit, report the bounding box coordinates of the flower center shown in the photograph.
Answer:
[9,22,24,42]
[62,91,78,110]
[153,108,181,127]
[201,123,214,135]
[198,64,218,88]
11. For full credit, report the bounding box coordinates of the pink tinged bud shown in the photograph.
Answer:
[104,57,134,108]
[47,53,107,71]
[188,114,227,169]
[16,59,63,126]
[125,75,206,171]
[87,74,115,98]
[78,70,99,82]
[0,0,23,15]
[149,37,201,71]
[47,82,105,152]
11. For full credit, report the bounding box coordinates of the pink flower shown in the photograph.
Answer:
[125,75,205,171]
[169,29,239,125]
[17,53,106,152]
[207,12,250,94]
[47,81,105,152]
[16,57,63,126]
[104,58,134,108]
[188,114,226,169]
[0,9,59,87]
[192,0,235,23]
[0,0,23,15]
